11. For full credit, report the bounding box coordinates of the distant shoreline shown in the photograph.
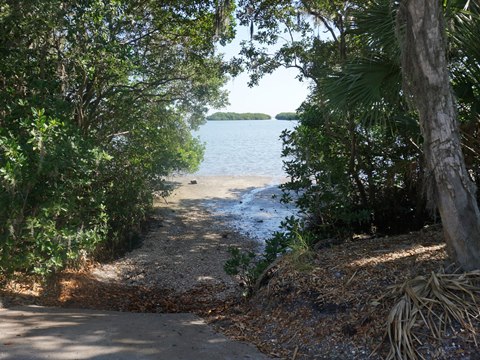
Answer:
[206,111,299,121]
[206,118,297,121]
[206,112,271,120]
[207,118,272,121]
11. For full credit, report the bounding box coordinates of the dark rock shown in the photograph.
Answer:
[317,302,348,314]
[190,179,198,184]
[341,323,357,337]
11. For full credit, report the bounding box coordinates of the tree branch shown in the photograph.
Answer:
[303,5,338,44]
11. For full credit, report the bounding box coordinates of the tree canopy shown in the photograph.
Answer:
[3,0,480,275]
[230,0,480,269]
[0,0,235,276]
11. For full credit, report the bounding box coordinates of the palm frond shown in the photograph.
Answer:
[320,55,402,125]
[450,11,480,84]
[384,271,480,360]
[449,7,480,121]
[349,0,399,58]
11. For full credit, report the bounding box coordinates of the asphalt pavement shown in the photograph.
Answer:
[0,306,271,360]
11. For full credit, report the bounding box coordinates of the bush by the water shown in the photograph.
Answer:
[224,215,312,296]
[0,1,228,277]
[280,102,430,242]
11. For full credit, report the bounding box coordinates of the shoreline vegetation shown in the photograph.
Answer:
[206,112,271,120]
[274,112,298,120]
[206,111,299,121]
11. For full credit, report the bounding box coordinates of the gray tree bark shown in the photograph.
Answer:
[399,0,480,270]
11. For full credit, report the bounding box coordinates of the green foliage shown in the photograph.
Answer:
[0,0,234,276]
[233,0,436,241]
[448,4,480,190]
[224,216,314,296]
[0,109,109,276]
[281,101,426,239]
[206,112,271,120]
[275,112,298,120]
[224,247,261,295]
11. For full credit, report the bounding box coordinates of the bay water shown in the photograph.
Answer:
[193,120,296,178]
[193,120,298,241]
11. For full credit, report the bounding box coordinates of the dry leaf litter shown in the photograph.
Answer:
[1,202,480,360]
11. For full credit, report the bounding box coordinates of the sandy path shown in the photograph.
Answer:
[92,175,276,299]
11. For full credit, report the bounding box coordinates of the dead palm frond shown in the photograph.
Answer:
[384,270,480,360]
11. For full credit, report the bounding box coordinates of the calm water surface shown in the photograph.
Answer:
[194,120,296,178]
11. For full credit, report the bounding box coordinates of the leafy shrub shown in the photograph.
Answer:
[224,247,260,295]
[96,106,205,256]
[0,109,110,276]
[224,216,315,296]
[280,102,429,241]
[0,0,229,276]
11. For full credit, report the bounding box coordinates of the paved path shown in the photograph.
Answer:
[0,306,271,360]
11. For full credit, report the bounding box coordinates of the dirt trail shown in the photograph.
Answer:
[0,176,278,360]
[91,175,274,299]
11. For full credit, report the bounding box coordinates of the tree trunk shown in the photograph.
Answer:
[399,0,480,270]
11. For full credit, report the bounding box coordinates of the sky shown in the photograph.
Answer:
[213,25,311,117]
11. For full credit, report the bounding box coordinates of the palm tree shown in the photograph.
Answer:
[236,0,480,268]
[323,0,480,269]
[397,0,480,270]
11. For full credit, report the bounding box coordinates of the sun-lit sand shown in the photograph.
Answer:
[161,175,280,205]
[159,175,296,241]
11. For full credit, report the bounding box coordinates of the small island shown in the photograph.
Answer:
[275,112,299,120]
[206,112,271,120]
